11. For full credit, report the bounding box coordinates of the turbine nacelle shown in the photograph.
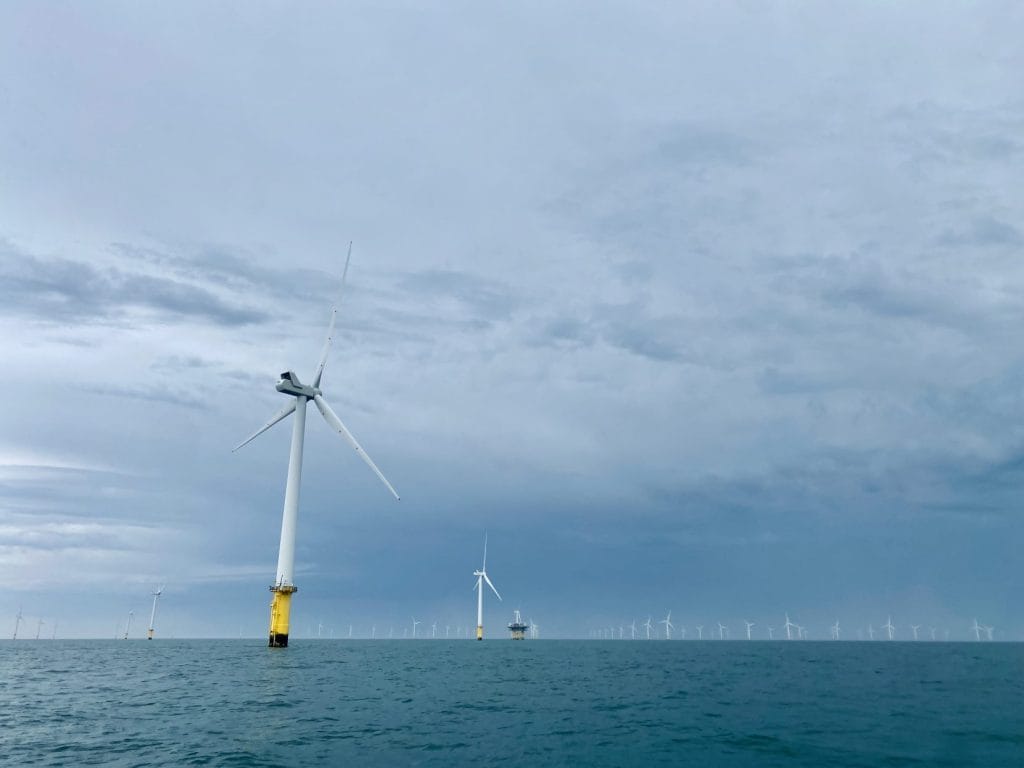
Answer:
[276,371,321,400]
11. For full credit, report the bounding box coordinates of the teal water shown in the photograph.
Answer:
[1,640,1020,766]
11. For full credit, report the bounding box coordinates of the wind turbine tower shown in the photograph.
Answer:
[123,611,134,640]
[784,613,796,640]
[745,621,755,640]
[233,246,401,648]
[147,585,164,640]
[12,607,22,640]
[35,619,44,640]
[659,611,673,640]
[473,534,501,640]
[883,616,895,640]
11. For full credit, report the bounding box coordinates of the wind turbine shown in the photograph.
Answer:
[983,625,994,641]
[233,244,400,648]
[123,611,134,640]
[929,626,936,641]
[784,613,796,640]
[12,607,22,640]
[971,619,982,641]
[830,621,840,640]
[745,621,755,640]
[432,621,437,639]
[867,624,875,640]
[767,626,775,640]
[883,616,895,640]
[718,622,727,640]
[910,624,920,641]
[147,585,164,640]
[643,616,653,640]
[35,619,44,640]
[412,618,421,639]
[659,611,673,640]
[630,620,637,640]
[473,534,501,640]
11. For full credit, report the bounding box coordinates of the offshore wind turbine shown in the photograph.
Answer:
[783,613,796,640]
[718,622,727,640]
[767,626,774,640]
[868,624,875,640]
[910,624,920,641]
[696,624,703,640]
[659,611,673,640]
[35,619,44,640]
[883,616,895,640]
[473,534,501,640]
[830,621,840,640]
[744,621,755,640]
[123,611,134,640]
[983,625,994,641]
[630,620,637,640]
[233,245,400,648]
[643,616,653,640]
[412,618,421,639]
[12,607,22,640]
[971,619,982,641]
[147,585,164,640]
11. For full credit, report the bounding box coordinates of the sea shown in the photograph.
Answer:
[1,640,1021,767]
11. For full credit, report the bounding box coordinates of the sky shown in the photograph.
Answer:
[1,2,1021,640]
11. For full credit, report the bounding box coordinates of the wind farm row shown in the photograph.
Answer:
[588,613,1000,641]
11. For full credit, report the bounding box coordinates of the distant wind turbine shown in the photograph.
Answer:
[744,621,755,640]
[883,616,895,641]
[971,619,982,641]
[718,623,727,640]
[784,613,796,641]
[867,624,875,640]
[12,607,22,640]
[910,625,920,641]
[147,585,164,640]
[630,620,637,640]
[696,624,703,640]
[830,621,840,640]
[767,626,774,640]
[233,244,400,648]
[123,611,134,640]
[929,627,936,641]
[659,611,673,640]
[643,616,653,640]
[411,618,421,639]
[983,625,994,641]
[473,534,501,640]
[35,619,44,640]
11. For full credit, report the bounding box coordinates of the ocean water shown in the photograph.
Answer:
[1,640,1020,767]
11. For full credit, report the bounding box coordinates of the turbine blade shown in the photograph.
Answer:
[311,243,352,388]
[483,572,502,601]
[483,532,488,571]
[313,394,400,500]
[232,400,297,452]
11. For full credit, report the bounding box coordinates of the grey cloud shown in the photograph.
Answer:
[936,216,1022,248]
[0,241,268,326]
[397,269,521,323]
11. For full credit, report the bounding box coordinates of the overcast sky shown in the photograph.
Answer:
[1,3,1021,639]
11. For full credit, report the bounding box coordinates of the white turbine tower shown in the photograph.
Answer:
[883,616,895,640]
[147,585,164,640]
[744,621,755,640]
[983,625,994,641]
[718,622,727,640]
[432,621,437,639]
[910,624,920,641]
[696,624,703,640]
[234,245,400,648]
[12,607,22,640]
[868,624,875,640]
[473,534,501,640]
[971,619,982,641]
[767,626,774,640]
[783,613,796,640]
[630,620,637,640]
[412,618,421,639]
[123,611,134,640]
[659,611,673,640]
[643,617,653,640]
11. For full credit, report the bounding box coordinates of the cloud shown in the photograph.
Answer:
[0,240,268,326]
